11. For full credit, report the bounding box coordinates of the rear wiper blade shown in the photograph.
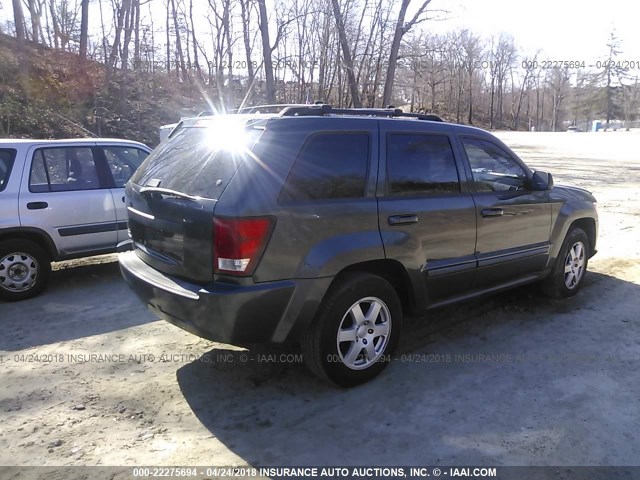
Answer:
[139,186,201,201]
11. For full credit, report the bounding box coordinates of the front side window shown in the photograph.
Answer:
[103,147,149,187]
[281,132,370,202]
[386,134,460,196]
[30,147,101,192]
[462,137,527,192]
[0,149,16,192]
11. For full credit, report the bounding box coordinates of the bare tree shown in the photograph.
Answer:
[98,0,108,60]
[459,29,481,123]
[26,0,43,43]
[512,54,537,129]
[170,0,186,79]
[422,34,447,113]
[189,0,201,79]
[330,0,361,107]
[489,34,516,127]
[79,0,89,60]
[165,0,171,74]
[256,0,275,102]
[382,0,431,106]
[602,30,627,125]
[239,0,255,87]
[121,0,138,70]
[12,0,26,44]
[548,67,570,131]
[107,0,130,73]
[132,0,141,68]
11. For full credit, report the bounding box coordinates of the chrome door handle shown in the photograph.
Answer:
[481,208,504,217]
[388,214,418,226]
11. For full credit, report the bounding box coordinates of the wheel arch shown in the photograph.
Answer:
[338,259,415,314]
[0,227,58,261]
[284,259,416,344]
[568,217,597,257]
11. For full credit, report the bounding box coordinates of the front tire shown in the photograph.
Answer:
[302,272,403,387]
[541,227,589,298]
[0,240,51,301]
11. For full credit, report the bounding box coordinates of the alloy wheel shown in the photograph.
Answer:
[336,296,392,370]
[564,241,586,290]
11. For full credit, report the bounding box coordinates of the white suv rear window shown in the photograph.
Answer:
[0,149,16,192]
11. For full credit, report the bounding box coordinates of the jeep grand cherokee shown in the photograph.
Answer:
[119,105,598,386]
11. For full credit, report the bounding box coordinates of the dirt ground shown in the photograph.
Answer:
[0,132,639,468]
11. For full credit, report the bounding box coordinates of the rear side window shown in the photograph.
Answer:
[386,134,460,196]
[0,149,16,192]
[102,147,149,187]
[30,147,101,192]
[280,132,370,202]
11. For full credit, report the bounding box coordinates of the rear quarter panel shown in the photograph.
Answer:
[214,117,385,283]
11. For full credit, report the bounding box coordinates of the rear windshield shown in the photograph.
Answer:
[0,149,17,192]
[131,119,263,199]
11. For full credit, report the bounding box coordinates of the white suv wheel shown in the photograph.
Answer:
[0,240,51,301]
[0,252,39,292]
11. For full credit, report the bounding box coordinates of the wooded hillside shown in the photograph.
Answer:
[0,32,204,145]
[1,0,639,144]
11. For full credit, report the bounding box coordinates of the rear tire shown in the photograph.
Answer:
[0,240,51,301]
[541,227,589,298]
[302,272,402,387]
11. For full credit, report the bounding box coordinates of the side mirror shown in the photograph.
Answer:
[530,171,554,191]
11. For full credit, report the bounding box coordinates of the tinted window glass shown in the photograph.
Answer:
[103,147,149,187]
[0,149,16,192]
[386,134,459,196]
[131,121,262,199]
[281,133,369,202]
[30,147,101,193]
[462,137,527,192]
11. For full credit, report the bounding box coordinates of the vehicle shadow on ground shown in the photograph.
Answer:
[176,269,640,465]
[0,260,157,351]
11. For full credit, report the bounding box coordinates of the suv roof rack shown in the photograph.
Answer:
[279,104,443,122]
[235,104,309,114]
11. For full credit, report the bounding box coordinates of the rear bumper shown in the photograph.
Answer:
[119,250,330,344]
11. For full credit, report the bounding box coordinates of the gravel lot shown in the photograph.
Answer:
[1,132,639,468]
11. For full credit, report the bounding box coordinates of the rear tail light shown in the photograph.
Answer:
[213,217,274,276]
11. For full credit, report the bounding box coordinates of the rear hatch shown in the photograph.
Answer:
[126,116,265,283]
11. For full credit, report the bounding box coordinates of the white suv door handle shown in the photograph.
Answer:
[27,202,48,210]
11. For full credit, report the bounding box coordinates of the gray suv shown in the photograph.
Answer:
[119,106,598,386]
[0,138,151,300]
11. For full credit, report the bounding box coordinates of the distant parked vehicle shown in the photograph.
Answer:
[0,138,151,300]
[567,126,581,132]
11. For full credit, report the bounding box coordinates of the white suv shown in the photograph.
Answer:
[0,138,151,301]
